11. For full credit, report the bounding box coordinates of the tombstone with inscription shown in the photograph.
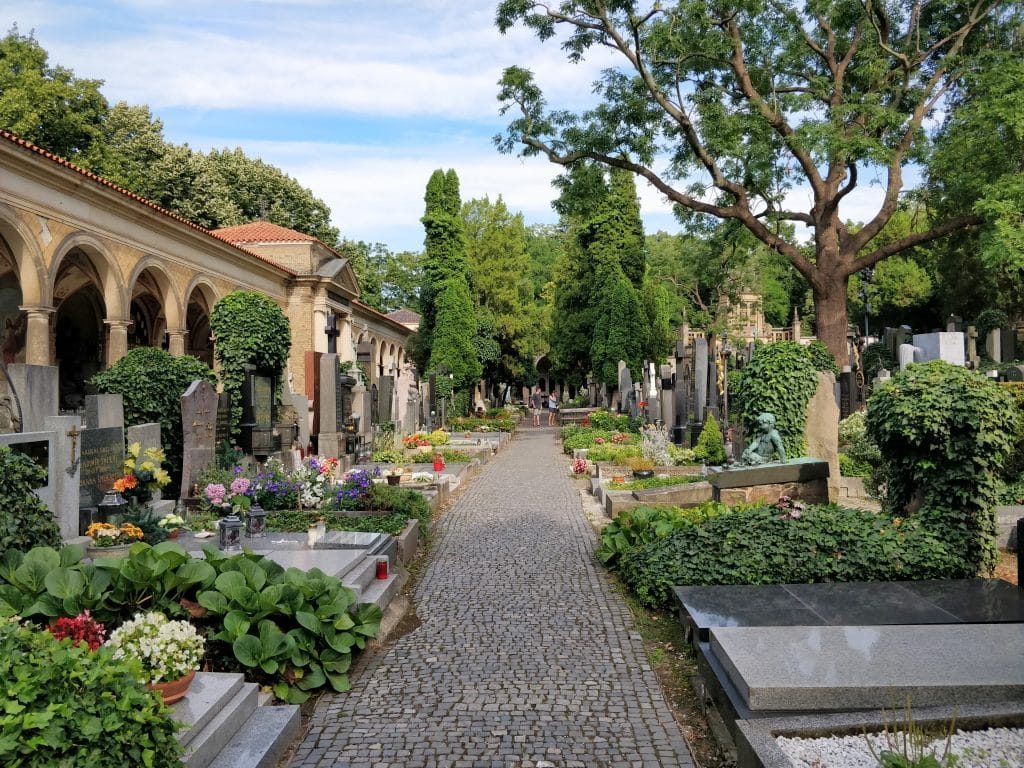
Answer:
[241,365,276,458]
[694,338,709,425]
[180,380,218,500]
[318,354,344,459]
[79,425,125,513]
[1000,327,1016,363]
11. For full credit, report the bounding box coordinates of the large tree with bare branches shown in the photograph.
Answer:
[496,0,1013,363]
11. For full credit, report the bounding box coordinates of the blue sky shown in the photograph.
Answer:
[7,0,894,252]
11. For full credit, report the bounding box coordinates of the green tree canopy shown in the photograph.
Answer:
[496,0,1015,363]
[0,26,108,160]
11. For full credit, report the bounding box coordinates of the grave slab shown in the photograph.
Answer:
[782,582,959,626]
[633,480,713,507]
[676,585,825,642]
[258,549,363,578]
[711,623,1024,712]
[899,578,1024,623]
[709,458,828,489]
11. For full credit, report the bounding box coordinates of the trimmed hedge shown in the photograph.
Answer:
[619,504,959,608]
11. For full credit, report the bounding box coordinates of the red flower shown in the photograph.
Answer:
[49,610,106,651]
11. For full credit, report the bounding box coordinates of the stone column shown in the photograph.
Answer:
[166,328,187,357]
[20,305,54,366]
[105,319,130,366]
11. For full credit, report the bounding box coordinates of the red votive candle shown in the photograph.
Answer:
[375,558,388,580]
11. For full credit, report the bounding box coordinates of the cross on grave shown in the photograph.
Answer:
[66,425,81,463]
[325,315,340,354]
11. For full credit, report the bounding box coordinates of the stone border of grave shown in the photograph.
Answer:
[733,703,1024,768]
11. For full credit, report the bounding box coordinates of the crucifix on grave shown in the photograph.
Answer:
[325,314,341,354]
[66,424,81,463]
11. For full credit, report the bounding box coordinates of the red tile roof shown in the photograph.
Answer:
[387,309,421,324]
[354,300,415,336]
[0,129,295,277]
[212,221,319,243]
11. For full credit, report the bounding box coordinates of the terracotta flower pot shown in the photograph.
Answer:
[611,474,626,484]
[147,669,196,705]
[386,475,401,486]
[167,528,180,539]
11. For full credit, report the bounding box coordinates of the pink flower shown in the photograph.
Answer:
[230,477,251,495]
[204,483,226,505]
[594,437,606,445]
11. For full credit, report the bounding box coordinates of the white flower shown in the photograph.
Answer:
[106,611,204,684]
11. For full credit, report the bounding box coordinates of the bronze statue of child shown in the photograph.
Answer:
[738,412,787,465]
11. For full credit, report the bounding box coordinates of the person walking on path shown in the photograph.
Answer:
[289,427,695,768]
[530,386,543,427]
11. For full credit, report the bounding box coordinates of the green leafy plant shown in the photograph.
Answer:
[732,341,819,458]
[620,504,958,607]
[806,339,840,376]
[0,618,183,767]
[838,411,884,492]
[90,346,216,495]
[597,503,730,568]
[440,448,472,463]
[864,702,960,768]
[209,291,291,437]
[692,412,727,464]
[607,475,703,491]
[862,342,898,387]
[586,444,642,462]
[867,361,1017,575]
[0,446,60,554]
[372,449,405,464]
[588,408,633,431]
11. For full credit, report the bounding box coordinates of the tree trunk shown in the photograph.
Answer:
[813,274,850,367]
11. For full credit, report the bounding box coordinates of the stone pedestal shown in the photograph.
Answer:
[709,458,830,505]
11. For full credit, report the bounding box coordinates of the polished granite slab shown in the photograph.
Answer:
[676,578,1024,641]
[710,623,1024,711]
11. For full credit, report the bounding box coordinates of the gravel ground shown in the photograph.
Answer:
[777,726,1024,767]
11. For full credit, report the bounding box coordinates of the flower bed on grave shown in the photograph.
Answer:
[191,460,433,539]
[0,542,383,709]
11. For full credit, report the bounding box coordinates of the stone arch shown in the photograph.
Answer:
[184,278,218,365]
[127,258,182,349]
[0,204,46,307]
[49,232,125,319]
[50,234,124,409]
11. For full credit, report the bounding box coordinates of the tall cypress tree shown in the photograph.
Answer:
[415,168,481,389]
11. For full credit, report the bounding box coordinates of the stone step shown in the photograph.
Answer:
[174,672,247,754]
[343,554,383,598]
[206,704,301,768]
[359,569,402,612]
[180,680,258,768]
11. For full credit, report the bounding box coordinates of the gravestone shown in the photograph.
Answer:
[180,379,218,500]
[6,364,58,432]
[241,366,275,458]
[805,372,840,501]
[694,338,708,425]
[966,325,980,367]
[286,391,310,450]
[912,332,965,366]
[79,426,125,509]
[1002,365,1024,382]
[839,366,853,419]
[898,343,918,371]
[659,364,674,431]
[874,368,892,388]
[47,415,81,539]
[215,392,231,447]
[945,314,963,333]
[707,343,720,418]
[318,353,344,459]
[986,328,1002,363]
[617,361,633,414]
[1001,327,1016,362]
[86,393,124,430]
[126,422,161,455]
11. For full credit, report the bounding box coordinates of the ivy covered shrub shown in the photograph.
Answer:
[732,341,819,458]
[862,342,897,386]
[0,446,60,553]
[837,412,883,491]
[692,412,726,464]
[0,618,182,767]
[867,361,1017,574]
[210,291,291,436]
[91,347,216,495]
[806,340,839,376]
[997,382,1024,493]
[619,504,956,607]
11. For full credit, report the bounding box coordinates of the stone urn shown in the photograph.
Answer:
[147,669,196,705]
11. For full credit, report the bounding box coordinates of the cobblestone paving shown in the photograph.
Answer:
[290,427,694,768]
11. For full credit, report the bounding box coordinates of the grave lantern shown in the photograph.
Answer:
[245,503,267,538]
[98,489,128,523]
[218,513,243,551]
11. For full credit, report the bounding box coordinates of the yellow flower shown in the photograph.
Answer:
[139,461,155,473]
[153,469,171,487]
[144,447,165,462]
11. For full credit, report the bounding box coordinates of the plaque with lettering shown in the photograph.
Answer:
[215,393,231,445]
[79,427,125,508]
[253,376,273,429]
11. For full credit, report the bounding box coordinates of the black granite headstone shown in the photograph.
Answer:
[79,426,124,508]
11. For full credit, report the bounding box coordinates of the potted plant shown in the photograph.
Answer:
[385,467,405,486]
[85,522,144,558]
[627,456,656,479]
[107,611,205,704]
[157,512,187,539]
[115,443,172,507]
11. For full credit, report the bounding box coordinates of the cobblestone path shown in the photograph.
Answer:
[290,427,694,768]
